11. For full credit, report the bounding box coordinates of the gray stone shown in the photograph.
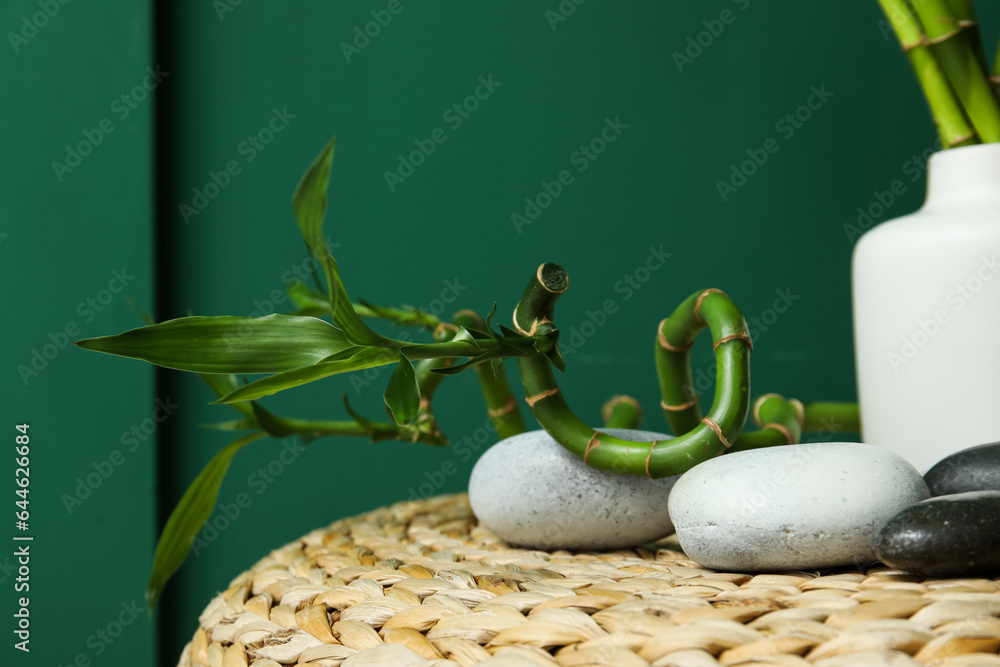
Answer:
[468,428,677,551]
[924,441,1000,496]
[667,442,929,571]
[874,490,1000,577]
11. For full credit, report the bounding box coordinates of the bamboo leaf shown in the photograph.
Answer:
[546,344,567,373]
[215,346,400,403]
[452,327,483,349]
[76,315,352,374]
[147,432,267,610]
[384,352,420,425]
[292,138,387,347]
[485,302,499,337]
[293,138,338,309]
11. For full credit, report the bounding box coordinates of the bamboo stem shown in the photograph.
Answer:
[907,0,1000,142]
[354,301,442,332]
[257,413,447,445]
[451,310,528,440]
[878,0,977,147]
[803,401,860,434]
[655,317,702,435]
[514,264,751,478]
[401,335,542,361]
[288,280,444,331]
[946,0,989,74]
[602,395,643,430]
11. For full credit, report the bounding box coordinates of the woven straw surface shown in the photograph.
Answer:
[179,493,1000,667]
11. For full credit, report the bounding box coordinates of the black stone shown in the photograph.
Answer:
[873,490,1000,577]
[924,441,1000,496]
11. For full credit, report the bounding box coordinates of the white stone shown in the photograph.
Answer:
[667,442,929,571]
[468,428,677,551]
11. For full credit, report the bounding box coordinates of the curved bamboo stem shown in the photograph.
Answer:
[730,394,803,452]
[514,263,751,478]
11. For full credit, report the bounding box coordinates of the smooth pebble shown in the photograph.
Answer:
[667,442,929,571]
[873,490,1000,577]
[468,428,677,551]
[924,441,1000,496]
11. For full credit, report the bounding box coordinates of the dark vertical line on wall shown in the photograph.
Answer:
[152,0,179,664]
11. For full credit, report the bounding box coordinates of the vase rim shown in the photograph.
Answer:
[929,141,1000,163]
[924,142,1000,208]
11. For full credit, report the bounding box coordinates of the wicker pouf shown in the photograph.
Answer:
[180,493,1000,667]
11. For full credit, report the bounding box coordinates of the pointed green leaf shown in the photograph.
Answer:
[292,139,387,347]
[546,344,567,373]
[293,138,337,308]
[216,346,401,403]
[292,137,334,252]
[452,326,483,349]
[485,302,499,337]
[490,357,503,379]
[384,352,420,425]
[76,315,352,374]
[147,431,267,609]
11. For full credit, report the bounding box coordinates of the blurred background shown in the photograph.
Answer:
[4,1,992,664]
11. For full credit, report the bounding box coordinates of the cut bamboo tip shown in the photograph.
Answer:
[536,263,569,293]
[657,318,693,352]
[601,394,642,424]
[752,393,784,428]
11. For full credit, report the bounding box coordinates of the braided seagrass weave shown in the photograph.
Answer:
[179,494,1000,667]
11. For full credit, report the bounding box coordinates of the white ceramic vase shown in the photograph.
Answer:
[853,142,1000,473]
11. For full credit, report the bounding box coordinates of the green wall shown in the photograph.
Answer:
[1,0,156,665]
[7,1,997,665]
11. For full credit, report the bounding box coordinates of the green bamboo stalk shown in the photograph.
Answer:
[908,0,1000,142]
[258,414,447,445]
[401,334,543,361]
[354,301,442,332]
[655,317,702,436]
[803,401,860,433]
[514,264,751,478]
[730,394,803,452]
[945,0,989,74]
[451,310,528,440]
[602,395,643,430]
[878,0,978,147]
[288,280,444,331]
